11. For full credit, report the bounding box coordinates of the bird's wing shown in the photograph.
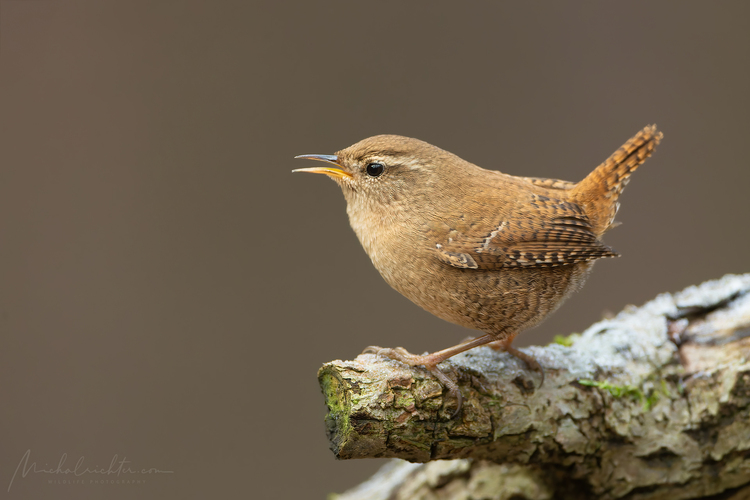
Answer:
[433,192,618,270]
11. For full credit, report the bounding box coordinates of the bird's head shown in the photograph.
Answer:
[294,135,464,211]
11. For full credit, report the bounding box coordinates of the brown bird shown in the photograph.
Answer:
[294,125,662,412]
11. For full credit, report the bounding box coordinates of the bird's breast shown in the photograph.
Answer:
[346,203,434,281]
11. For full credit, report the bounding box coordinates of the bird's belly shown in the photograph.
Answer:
[378,258,595,337]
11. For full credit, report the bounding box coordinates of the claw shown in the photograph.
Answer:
[366,346,464,417]
[361,334,507,418]
[424,364,463,417]
[488,338,545,388]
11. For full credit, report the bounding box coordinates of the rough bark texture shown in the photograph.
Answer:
[320,274,750,500]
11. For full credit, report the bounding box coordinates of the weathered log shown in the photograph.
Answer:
[321,274,750,499]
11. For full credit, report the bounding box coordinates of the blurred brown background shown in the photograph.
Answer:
[1,1,749,499]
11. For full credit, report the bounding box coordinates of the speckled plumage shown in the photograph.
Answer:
[294,125,663,410]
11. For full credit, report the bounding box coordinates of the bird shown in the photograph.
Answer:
[293,125,663,413]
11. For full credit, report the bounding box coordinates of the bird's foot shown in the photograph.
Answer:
[363,345,463,417]
[488,339,545,387]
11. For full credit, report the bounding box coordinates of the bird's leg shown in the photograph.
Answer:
[488,333,545,386]
[364,333,497,416]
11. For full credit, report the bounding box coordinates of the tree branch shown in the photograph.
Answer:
[320,274,750,499]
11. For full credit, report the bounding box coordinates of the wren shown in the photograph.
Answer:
[294,125,663,412]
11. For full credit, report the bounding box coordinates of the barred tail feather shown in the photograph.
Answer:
[573,125,663,233]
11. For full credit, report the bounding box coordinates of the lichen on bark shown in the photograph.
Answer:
[321,274,750,499]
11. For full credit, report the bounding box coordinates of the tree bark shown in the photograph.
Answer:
[320,274,750,500]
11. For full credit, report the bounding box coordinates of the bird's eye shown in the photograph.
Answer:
[366,162,385,177]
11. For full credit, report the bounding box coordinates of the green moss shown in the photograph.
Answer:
[643,380,672,410]
[579,378,673,411]
[644,392,660,411]
[318,368,353,452]
[579,379,643,399]
[552,333,580,347]
[393,390,416,410]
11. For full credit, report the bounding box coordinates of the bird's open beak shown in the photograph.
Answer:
[292,154,353,180]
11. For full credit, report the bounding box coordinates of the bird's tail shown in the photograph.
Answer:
[572,125,663,234]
